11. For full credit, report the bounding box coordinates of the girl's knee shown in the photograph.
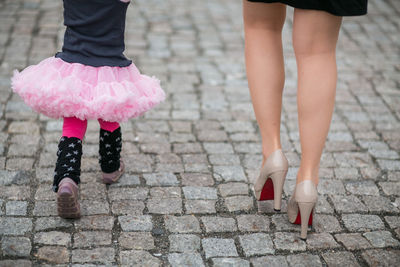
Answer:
[98,119,120,132]
[62,117,88,140]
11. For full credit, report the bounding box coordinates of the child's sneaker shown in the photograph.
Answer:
[102,160,125,184]
[57,177,80,218]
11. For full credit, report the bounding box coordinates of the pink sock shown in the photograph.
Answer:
[62,117,88,140]
[98,119,120,132]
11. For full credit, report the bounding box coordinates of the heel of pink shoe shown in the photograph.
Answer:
[102,160,125,184]
[298,202,315,240]
[270,170,287,211]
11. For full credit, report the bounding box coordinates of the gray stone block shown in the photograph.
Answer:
[1,236,31,257]
[169,234,201,252]
[164,215,201,233]
[202,238,238,258]
[239,233,275,256]
[120,250,161,266]
[168,253,204,267]
[119,215,153,231]
[201,216,237,232]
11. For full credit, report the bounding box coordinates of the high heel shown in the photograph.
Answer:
[253,149,288,211]
[287,180,318,240]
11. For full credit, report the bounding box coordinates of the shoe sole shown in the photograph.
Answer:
[57,191,80,219]
[259,177,274,201]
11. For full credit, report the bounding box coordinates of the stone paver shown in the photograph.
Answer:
[322,252,360,267]
[168,252,204,267]
[169,234,201,252]
[202,238,239,258]
[1,0,399,265]
[239,233,275,256]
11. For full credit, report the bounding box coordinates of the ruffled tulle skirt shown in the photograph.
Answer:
[11,57,165,122]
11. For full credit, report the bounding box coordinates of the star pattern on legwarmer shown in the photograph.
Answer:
[54,137,83,191]
[99,128,122,173]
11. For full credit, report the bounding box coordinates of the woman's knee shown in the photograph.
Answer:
[292,9,342,57]
[243,2,286,32]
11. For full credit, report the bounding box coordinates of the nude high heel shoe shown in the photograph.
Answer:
[287,180,318,240]
[253,149,288,211]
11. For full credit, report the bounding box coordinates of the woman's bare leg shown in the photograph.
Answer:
[292,9,342,184]
[243,1,286,165]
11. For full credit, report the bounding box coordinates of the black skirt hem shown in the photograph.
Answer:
[247,0,368,17]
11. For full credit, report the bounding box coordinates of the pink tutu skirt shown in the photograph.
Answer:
[11,57,165,122]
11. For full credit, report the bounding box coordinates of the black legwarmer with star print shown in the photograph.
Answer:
[99,127,122,173]
[53,137,83,192]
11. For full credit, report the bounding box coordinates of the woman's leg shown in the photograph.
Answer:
[292,9,342,184]
[243,1,286,165]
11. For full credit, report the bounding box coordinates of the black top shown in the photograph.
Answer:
[55,0,132,67]
[247,0,368,16]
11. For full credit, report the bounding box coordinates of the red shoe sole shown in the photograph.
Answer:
[259,178,274,201]
[293,209,313,226]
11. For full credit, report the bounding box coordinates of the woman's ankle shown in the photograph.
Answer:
[261,145,282,166]
[296,167,319,185]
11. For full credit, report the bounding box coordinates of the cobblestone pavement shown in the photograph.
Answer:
[0,0,400,266]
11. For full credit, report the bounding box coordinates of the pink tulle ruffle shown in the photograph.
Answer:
[11,57,165,122]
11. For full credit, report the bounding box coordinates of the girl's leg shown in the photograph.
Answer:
[53,117,87,191]
[62,117,88,140]
[243,1,286,165]
[98,119,120,133]
[54,116,86,218]
[98,119,122,176]
[292,9,342,184]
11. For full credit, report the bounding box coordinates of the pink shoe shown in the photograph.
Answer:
[102,160,124,184]
[57,178,80,219]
